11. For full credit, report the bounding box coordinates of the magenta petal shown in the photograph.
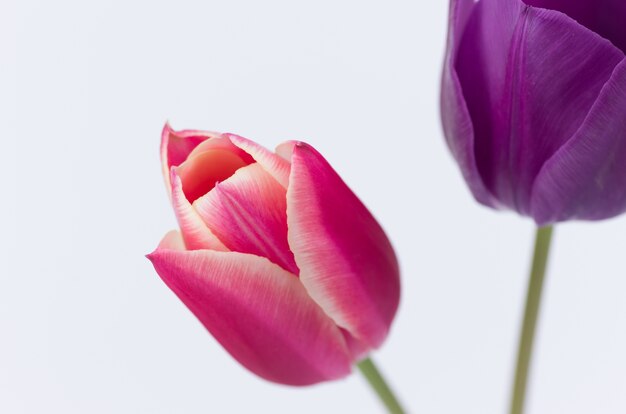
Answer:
[286,142,400,348]
[531,59,626,224]
[160,123,219,190]
[147,237,352,385]
[169,169,227,251]
[193,164,298,274]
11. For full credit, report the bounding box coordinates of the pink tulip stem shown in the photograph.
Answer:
[357,357,405,414]
[510,226,554,414]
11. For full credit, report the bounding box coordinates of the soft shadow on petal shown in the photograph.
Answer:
[226,134,291,188]
[146,245,352,385]
[441,0,499,209]
[531,59,626,224]
[193,163,298,274]
[169,169,228,251]
[285,142,400,349]
[523,0,626,53]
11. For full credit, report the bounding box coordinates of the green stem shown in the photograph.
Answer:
[357,357,405,414]
[510,226,554,414]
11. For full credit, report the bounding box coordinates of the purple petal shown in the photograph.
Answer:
[531,59,626,224]
[453,0,623,214]
[523,0,626,53]
[441,0,499,208]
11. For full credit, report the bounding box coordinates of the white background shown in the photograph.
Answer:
[2,1,626,413]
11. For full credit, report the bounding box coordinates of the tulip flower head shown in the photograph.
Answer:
[147,125,400,386]
[442,0,626,225]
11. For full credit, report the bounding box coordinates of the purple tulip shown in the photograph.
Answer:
[441,0,626,225]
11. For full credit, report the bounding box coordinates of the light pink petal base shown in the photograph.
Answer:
[147,232,352,385]
[286,142,400,348]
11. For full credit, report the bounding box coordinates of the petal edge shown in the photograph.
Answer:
[286,142,400,348]
[147,245,352,385]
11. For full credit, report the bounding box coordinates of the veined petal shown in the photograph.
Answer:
[193,164,298,274]
[285,142,400,348]
[160,123,219,192]
[226,133,291,188]
[523,0,626,53]
[442,0,499,209]
[531,59,626,224]
[147,235,352,385]
[170,169,227,251]
[455,0,623,213]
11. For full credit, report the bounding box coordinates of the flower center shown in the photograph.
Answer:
[177,145,251,203]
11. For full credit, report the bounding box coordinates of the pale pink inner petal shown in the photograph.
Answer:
[176,148,252,203]
[226,134,292,188]
[275,141,296,162]
[169,169,228,252]
[193,163,298,274]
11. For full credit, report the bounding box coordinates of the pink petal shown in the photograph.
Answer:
[285,142,400,348]
[176,138,253,203]
[226,134,291,188]
[156,229,186,250]
[193,164,298,274]
[169,169,227,251]
[147,239,353,385]
[275,141,296,162]
[160,123,219,191]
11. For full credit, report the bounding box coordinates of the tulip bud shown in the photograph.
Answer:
[441,0,626,224]
[147,124,400,386]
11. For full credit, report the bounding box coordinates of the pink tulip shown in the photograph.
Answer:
[147,124,400,386]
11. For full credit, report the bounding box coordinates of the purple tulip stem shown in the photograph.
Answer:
[510,226,554,414]
[357,357,405,414]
